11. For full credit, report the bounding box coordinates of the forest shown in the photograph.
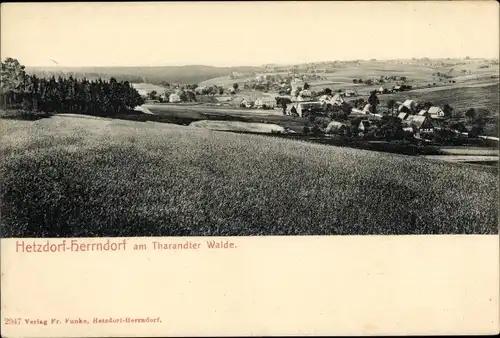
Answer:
[1,58,145,116]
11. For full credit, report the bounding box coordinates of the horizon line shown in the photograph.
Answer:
[19,56,500,69]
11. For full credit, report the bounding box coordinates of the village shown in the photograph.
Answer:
[136,72,496,149]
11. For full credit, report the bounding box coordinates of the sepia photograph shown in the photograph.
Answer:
[1,2,499,337]
[0,1,498,239]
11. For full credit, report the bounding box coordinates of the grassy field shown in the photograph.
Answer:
[143,103,307,132]
[375,83,499,115]
[198,59,499,95]
[1,116,497,237]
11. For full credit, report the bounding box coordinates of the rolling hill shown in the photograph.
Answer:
[1,115,497,237]
[25,65,263,85]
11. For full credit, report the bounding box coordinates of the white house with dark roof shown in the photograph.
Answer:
[428,106,445,117]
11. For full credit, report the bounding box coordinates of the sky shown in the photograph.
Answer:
[1,1,499,67]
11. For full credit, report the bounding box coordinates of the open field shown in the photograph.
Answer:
[424,155,499,163]
[436,147,499,156]
[142,103,308,132]
[199,59,499,95]
[1,116,497,237]
[190,120,285,133]
[375,83,499,114]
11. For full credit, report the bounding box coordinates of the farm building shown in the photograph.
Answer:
[320,94,345,106]
[326,121,348,134]
[357,120,371,135]
[402,115,434,133]
[169,93,181,103]
[398,99,417,112]
[362,103,373,114]
[160,93,169,102]
[428,106,445,117]
[254,97,276,109]
[319,94,332,103]
[195,86,206,94]
[240,98,254,108]
[299,89,313,98]
[377,86,385,94]
[331,93,345,106]
[286,102,323,117]
[290,78,305,96]
[418,109,428,116]
[398,112,409,120]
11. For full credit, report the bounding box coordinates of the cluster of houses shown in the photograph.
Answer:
[376,84,413,94]
[239,96,276,109]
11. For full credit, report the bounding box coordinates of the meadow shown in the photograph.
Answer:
[1,116,497,237]
[377,83,500,115]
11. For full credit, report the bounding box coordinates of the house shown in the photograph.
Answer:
[428,106,445,117]
[357,120,370,135]
[362,103,372,114]
[160,93,170,102]
[403,115,434,133]
[398,99,417,112]
[402,116,415,132]
[417,109,428,116]
[299,89,312,98]
[397,112,409,120]
[319,94,332,103]
[344,90,357,97]
[290,78,305,96]
[326,120,348,134]
[240,98,254,108]
[393,85,402,92]
[195,86,206,95]
[254,97,276,109]
[169,93,181,103]
[228,87,236,94]
[331,93,345,106]
[377,86,385,94]
[286,102,323,117]
[320,94,344,106]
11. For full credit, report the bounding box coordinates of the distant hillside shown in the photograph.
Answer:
[25,65,263,85]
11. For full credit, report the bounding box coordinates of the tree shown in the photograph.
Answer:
[1,57,28,108]
[179,91,188,102]
[303,82,310,90]
[465,108,476,120]
[232,83,239,91]
[324,88,332,95]
[387,100,396,115]
[367,91,379,114]
[1,57,145,116]
[148,90,158,100]
[375,115,404,140]
[443,104,453,117]
[352,79,358,84]
[218,87,224,95]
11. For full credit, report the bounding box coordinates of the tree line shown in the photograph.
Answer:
[1,58,144,116]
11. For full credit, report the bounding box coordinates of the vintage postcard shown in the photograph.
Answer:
[1,1,499,337]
